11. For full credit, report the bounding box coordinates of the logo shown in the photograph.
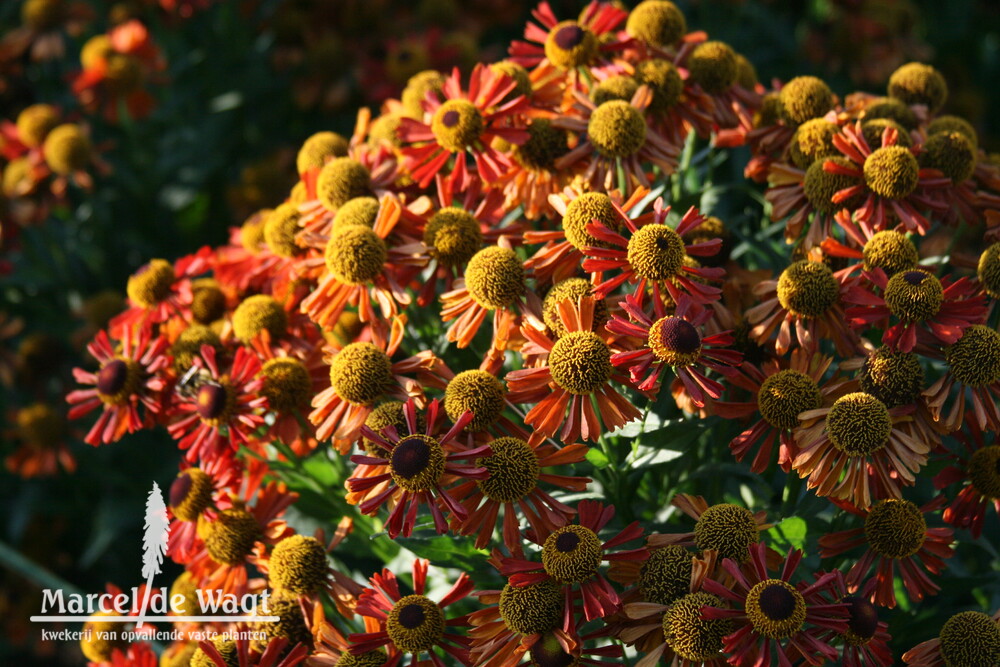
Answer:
[31,481,278,634]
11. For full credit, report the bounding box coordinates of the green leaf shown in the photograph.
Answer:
[394,534,489,572]
[586,448,610,468]
[767,516,807,550]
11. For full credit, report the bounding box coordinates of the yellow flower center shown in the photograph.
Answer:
[864,499,926,559]
[587,100,647,159]
[542,524,603,583]
[547,331,613,395]
[693,503,758,563]
[386,595,446,653]
[744,580,807,639]
[776,260,839,318]
[431,100,483,153]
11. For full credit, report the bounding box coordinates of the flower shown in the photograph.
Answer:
[746,259,859,356]
[166,344,268,464]
[793,391,931,507]
[347,398,490,539]
[551,86,680,194]
[843,268,985,352]
[348,559,475,666]
[72,20,165,122]
[823,120,949,234]
[810,574,894,667]
[299,194,427,329]
[922,324,1000,432]
[440,239,526,350]
[647,495,770,566]
[818,497,954,608]
[308,316,447,449]
[933,415,1000,538]
[583,197,725,306]
[608,293,742,404]
[498,500,646,632]
[397,64,530,189]
[66,327,169,446]
[508,1,630,74]
[450,435,590,550]
[5,403,74,477]
[712,349,845,473]
[902,609,1000,667]
[700,542,849,667]
[506,295,642,442]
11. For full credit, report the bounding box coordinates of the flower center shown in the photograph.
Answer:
[205,508,262,565]
[547,331,613,395]
[329,342,392,406]
[757,369,823,430]
[543,278,609,337]
[96,358,142,405]
[169,468,213,522]
[544,21,597,69]
[260,357,312,414]
[317,157,372,211]
[776,260,839,319]
[937,611,1000,667]
[978,243,1000,299]
[638,545,693,606]
[126,259,174,308]
[858,346,923,408]
[562,192,618,252]
[431,100,483,153]
[232,294,287,343]
[888,62,948,114]
[269,534,328,595]
[883,270,943,321]
[336,649,388,667]
[841,596,879,646]
[663,591,733,661]
[745,580,807,639]
[424,207,483,268]
[864,145,919,200]
[969,446,1000,500]
[648,316,702,366]
[626,224,686,281]
[512,118,569,170]
[386,595,445,654]
[864,499,926,559]
[476,436,539,503]
[779,75,834,126]
[687,40,738,94]
[529,633,581,667]
[626,1,687,48]
[263,202,302,258]
[325,225,388,285]
[497,580,564,636]
[587,100,647,159]
[803,157,859,215]
[196,383,235,424]
[363,401,424,457]
[542,525,603,583]
[826,392,891,457]
[333,196,379,231]
[945,325,1000,388]
[191,279,226,324]
[788,118,840,170]
[636,58,684,115]
[465,246,525,310]
[390,434,446,491]
[693,503,758,564]
[862,230,919,276]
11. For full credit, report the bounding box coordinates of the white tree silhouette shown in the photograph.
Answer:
[135,481,170,629]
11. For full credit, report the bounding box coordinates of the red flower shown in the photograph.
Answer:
[349,559,475,666]
[701,543,849,666]
[583,197,725,306]
[67,327,169,446]
[166,345,268,464]
[818,497,954,608]
[843,268,985,352]
[608,293,742,403]
[509,2,630,73]
[347,398,490,539]
[397,64,531,189]
[498,500,647,634]
[934,414,1000,538]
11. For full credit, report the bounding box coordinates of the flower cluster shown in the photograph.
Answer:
[1,1,998,666]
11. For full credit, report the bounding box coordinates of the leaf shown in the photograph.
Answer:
[586,448,610,468]
[767,517,807,551]
[394,534,489,572]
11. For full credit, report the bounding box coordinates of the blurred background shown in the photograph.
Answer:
[1,0,998,664]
